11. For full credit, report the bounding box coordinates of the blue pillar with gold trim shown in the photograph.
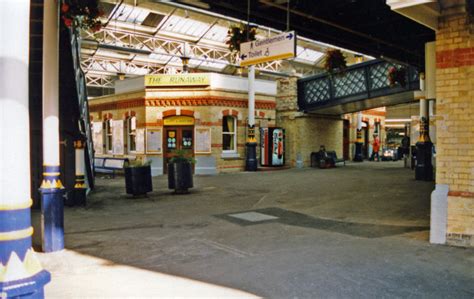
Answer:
[40,0,64,252]
[73,138,87,206]
[245,65,258,171]
[0,0,51,296]
[354,112,363,162]
[40,166,65,252]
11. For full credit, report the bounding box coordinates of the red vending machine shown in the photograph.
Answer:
[260,127,285,166]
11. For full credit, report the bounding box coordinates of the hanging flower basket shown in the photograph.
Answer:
[226,23,257,53]
[387,66,407,87]
[61,0,104,32]
[323,49,347,74]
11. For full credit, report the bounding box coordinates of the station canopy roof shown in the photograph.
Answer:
[83,0,375,90]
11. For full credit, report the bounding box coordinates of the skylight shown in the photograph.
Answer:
[189,58,227,70]
[201,24,228,43]
[295,46,325,64]
[111,4,149,24]
[161,15,210,38]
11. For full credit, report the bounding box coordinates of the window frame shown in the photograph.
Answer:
[104,119,113,154]
[127,116,137,153]
[222,115,237,153]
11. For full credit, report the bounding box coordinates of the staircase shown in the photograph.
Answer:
[29,1,94,207]
[68,29,95,190]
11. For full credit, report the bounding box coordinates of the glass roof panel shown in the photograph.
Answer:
[189,58,226,70]
[161,15,210,38]
[295,46,324,64]
[202,24,228,42]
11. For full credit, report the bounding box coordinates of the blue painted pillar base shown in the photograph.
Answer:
[0,270,50,298]
[245,142,258,171]
[40,188,65,252]
[73,188,86,206]
[415,141,433,181]
[354,142,363,162]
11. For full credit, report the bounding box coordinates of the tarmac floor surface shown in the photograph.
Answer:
[33,161,474,298]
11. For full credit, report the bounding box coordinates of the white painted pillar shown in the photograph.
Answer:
[0,0,31,209]
[41,0,64,252]
[42,0,61,172]
[245,65,257,170]
[0,0,50,295]
[248,65,256,128]
[75,141,86,186]
[357,111,363,132]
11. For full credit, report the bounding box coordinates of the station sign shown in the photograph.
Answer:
[240,31,296,67]
[163,116,195,126]
[145,74,210,87]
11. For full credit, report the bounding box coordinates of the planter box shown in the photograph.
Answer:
[168,162,193,193]
[125,165,152,196]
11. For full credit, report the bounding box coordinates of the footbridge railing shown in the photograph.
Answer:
[297,59,420,113]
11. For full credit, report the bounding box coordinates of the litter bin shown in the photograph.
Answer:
[310,152,321,168]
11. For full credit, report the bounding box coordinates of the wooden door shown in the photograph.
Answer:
[164,126,194,173]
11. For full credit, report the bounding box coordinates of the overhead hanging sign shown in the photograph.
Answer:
[145,74,210,87]
[240,31,296,67]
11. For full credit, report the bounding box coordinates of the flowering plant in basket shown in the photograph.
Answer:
[226,23,257,52]
[387,66,407,87]
[324,49,347,74]
[61,0,103,32]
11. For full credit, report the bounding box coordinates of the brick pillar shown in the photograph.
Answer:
[435,0,474,247]
[276,77,343,167]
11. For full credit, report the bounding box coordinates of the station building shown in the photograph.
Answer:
[89,73,277,174]
[1,0,474,297]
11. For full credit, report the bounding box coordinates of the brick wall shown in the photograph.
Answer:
[436,0,474,246]
[276,77,343,167]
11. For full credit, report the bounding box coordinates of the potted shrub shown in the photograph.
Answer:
[124,158,152,196]
[168,150,194,194]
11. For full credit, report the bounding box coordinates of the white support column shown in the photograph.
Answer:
[354,112,363,162]
[40,0,64,252]
[245,65,257,171]
[42,0,61,173]
[0,0,31,208]
[0,0,50,295]
[248,65,255,128]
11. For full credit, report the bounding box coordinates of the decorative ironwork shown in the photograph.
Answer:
[333,68,366,98]
[297,59,419,112]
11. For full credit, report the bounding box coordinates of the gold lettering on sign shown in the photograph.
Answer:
[163,116,195,126]
[145,74,210,87]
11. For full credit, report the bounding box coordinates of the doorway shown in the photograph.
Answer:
[362,121,369,159]
[343,119,350,160]
[164,126,194,173]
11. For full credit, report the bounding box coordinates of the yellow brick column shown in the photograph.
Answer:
[435,1,474,247]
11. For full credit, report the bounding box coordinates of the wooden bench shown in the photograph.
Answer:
[94,157,129,177]
[327,151,345,166]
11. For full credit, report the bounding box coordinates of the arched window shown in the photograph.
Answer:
[222,115,236,152]
[103,118,113,153]
[127,116,136,153]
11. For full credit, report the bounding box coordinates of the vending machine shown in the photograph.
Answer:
[260,127,285,166]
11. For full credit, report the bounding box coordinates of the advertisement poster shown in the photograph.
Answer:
[112,120,124,155]
[146,129,162,153]
[195,127,212,154]
[93,122,103,155]
[135,128,145,153]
